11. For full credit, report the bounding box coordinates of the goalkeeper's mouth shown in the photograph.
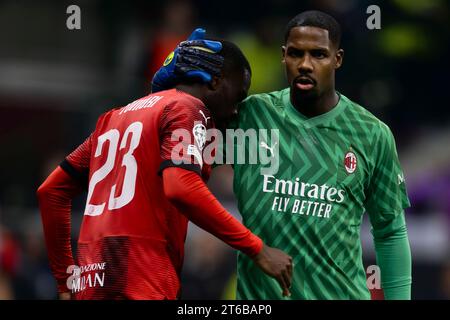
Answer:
[294,76,316,91]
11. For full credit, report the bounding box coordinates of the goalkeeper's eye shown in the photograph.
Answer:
[287,48,303,58]
[311,49,328,59]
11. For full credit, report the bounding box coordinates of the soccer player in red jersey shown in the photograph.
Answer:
[37,41,293,300]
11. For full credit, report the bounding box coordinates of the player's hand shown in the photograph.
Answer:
[58,292,72,300]
[252,243,293,297]
[151,28,224,93]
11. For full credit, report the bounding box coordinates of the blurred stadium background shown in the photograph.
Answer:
[0,0,449,299]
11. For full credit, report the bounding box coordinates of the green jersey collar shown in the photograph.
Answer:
[281,88,347,127]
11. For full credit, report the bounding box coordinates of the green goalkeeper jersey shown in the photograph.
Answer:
[231,88,410,300]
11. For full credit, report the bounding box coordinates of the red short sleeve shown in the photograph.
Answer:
[159,98,214,179]
[60,134,93,186]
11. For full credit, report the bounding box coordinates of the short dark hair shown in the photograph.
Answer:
[218,40,251,78]
[284,10,341,48]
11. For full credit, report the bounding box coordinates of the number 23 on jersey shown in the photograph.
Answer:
[85,121,143,216]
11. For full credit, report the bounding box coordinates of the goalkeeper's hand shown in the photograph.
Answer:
[151,28,224,93]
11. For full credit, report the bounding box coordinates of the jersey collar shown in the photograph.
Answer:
[281,88,347,128]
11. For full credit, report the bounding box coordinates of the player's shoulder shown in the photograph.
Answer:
[164,88,204,105]
[239,88,287,112]
[162,89,207,114]
[341,93,393,137]
[95,90,173,125]
[93,107,121,130]
[157,89,212,129]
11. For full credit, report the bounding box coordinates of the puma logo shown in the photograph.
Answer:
[260,141,277,157]
[199,110,210,125]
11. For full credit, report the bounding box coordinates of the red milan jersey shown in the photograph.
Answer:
[63,89,213,299]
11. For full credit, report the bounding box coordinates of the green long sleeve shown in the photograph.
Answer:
[371,213,412,300]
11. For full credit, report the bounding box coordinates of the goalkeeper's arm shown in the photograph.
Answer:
[372,212,412,300]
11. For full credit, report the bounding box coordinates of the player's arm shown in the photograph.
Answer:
[162,167,292,296]
[37,166,81,298]
[365,124,412,300]
[36,136,91,299]
[371,213,411,299]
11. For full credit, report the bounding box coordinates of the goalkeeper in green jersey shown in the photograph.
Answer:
[151,10,412,300]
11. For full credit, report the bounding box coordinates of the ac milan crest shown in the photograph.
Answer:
[193,123,207,150]
[344,151,357,174]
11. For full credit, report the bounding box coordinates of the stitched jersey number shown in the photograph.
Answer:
[84,121,143,216]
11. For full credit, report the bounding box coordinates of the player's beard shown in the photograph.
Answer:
[290,83,319,108]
